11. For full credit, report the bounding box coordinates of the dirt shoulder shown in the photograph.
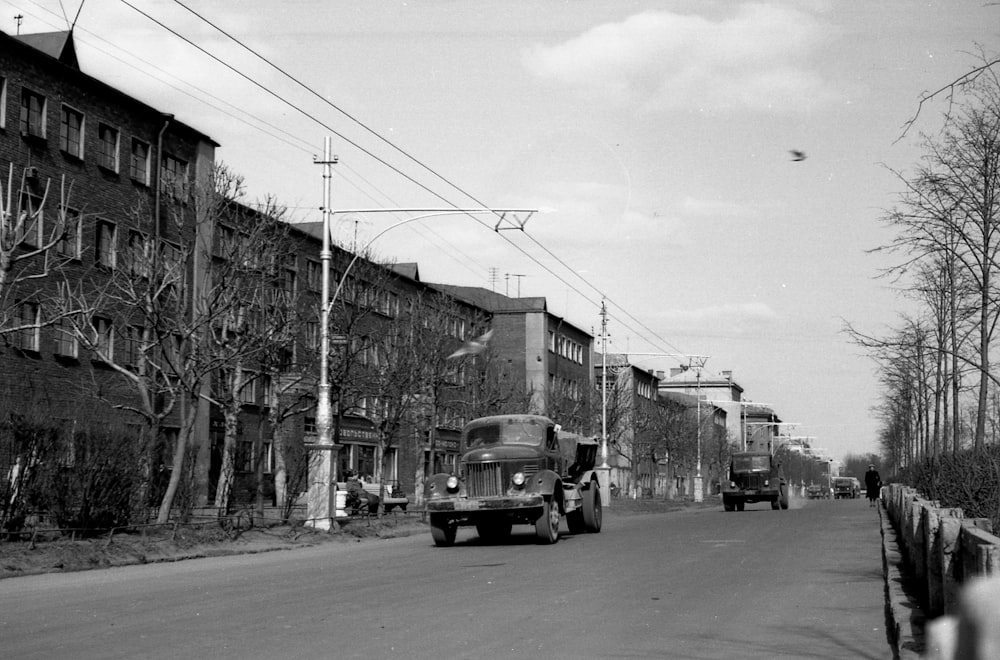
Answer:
[1,497,715,580]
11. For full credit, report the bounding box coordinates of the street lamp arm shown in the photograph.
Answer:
[326,209,536,313]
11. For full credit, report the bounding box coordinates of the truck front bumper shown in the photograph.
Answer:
[426,494,544,513]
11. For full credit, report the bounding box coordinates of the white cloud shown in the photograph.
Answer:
[523,3,838,114]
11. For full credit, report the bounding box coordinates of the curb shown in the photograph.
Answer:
[880,502,926,659]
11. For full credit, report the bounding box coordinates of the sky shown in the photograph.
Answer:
[3,0,997,461]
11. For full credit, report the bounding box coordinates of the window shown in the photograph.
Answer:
[95,220,117,268]
[13,302,40,351]
[130,139,149,184]
[97,123,119,172]
[306,259,321,291]
[238,375,256,405]
[280,268,297,296]
[214,224,235,258]
[0,77,6,129]
[127,230,151,277]
[19,88,46,138]
[92,317,114,361]
[15,193,43,247]
[159,240,181,275]
[304,322,319,350]
[57,207,82,258]
[161,154,188,201]
[121,324,143,368]
[260,374,273,406]
[60,105,84,158]
[53,317,78,358]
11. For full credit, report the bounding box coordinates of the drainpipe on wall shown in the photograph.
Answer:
[154,114,172,243]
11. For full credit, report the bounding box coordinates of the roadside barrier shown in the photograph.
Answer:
[883,484,1000,659]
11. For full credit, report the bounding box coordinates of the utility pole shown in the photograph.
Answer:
[306,136,338,530]
[597,301,611,507]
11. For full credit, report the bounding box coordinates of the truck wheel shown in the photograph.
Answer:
[736,500,745,511]
[723,497,735,512]
[780,486,789,510]
[535,498,560,544]
[582,484,602,533]
[430,514,457,547]
[566,508,585,535]
[476,520,512,543]
[771,498,780,510]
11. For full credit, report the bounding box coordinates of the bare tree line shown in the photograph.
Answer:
[850,58,1000,472]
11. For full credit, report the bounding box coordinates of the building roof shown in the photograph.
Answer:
[390,263,420,281]
[5,30,218,147]
[14,30,79,68]
[431,284,547,313]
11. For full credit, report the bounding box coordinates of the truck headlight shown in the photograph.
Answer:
[511,472,526,488]
[763,479,770,487]
[446,475,459,491]
[729,481,736,488]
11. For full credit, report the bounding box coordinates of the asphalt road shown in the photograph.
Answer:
[0,497,889,660]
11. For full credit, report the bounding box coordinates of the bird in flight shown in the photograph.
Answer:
[448,329,495,359]
[789,150,807,161]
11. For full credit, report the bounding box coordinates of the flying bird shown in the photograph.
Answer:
[447,329,494,359]
[789,150,807,162]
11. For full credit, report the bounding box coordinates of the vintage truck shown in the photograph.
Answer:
[833,477,860,499]
[423,414,603,546]
[722,451,789,511]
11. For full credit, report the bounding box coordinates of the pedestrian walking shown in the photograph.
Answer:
[864,464,882,507]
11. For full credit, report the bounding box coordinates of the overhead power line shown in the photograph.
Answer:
[113,0,689,357]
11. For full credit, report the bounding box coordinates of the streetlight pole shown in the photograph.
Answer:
[304,151,538,528]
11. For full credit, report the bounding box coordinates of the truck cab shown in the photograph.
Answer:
[722,451,789,511]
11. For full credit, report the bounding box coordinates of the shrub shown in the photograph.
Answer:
[909,448,1000,532]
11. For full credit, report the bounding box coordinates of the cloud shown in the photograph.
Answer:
[523,4,837,113]
[656,302,780,335]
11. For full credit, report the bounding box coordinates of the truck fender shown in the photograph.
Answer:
[527,469,562,499]
[576,470,599,488]
[424,473,461,500]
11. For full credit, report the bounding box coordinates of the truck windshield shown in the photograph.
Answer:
[465,420,546,449]
[732,455,771,472]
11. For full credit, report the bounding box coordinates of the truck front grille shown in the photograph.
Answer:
[737,474,764,490]
[466,463,504,498]
[465,462,540,498]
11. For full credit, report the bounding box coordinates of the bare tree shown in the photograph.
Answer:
[0,164,81,339]
[873,68,1000,451]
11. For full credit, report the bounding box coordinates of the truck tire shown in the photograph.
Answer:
[534,498,560,544]
[430,514,457,547]
[771,498,780,510]
[780,485,789,510]
[736,500,745,511]
[476,520,512,543]
[582,484,602,533]
[723,497,735,512]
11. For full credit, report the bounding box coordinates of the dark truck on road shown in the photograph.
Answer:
[833,477,860,499]
[423,414,603,546]
[722,451,789,511]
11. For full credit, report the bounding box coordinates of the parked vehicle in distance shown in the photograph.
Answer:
[833,477,860,499]
[722,451,789,511]
[806,484,827,499]
[423,414,602,546]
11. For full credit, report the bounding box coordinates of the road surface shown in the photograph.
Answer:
[0,497,888,659]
